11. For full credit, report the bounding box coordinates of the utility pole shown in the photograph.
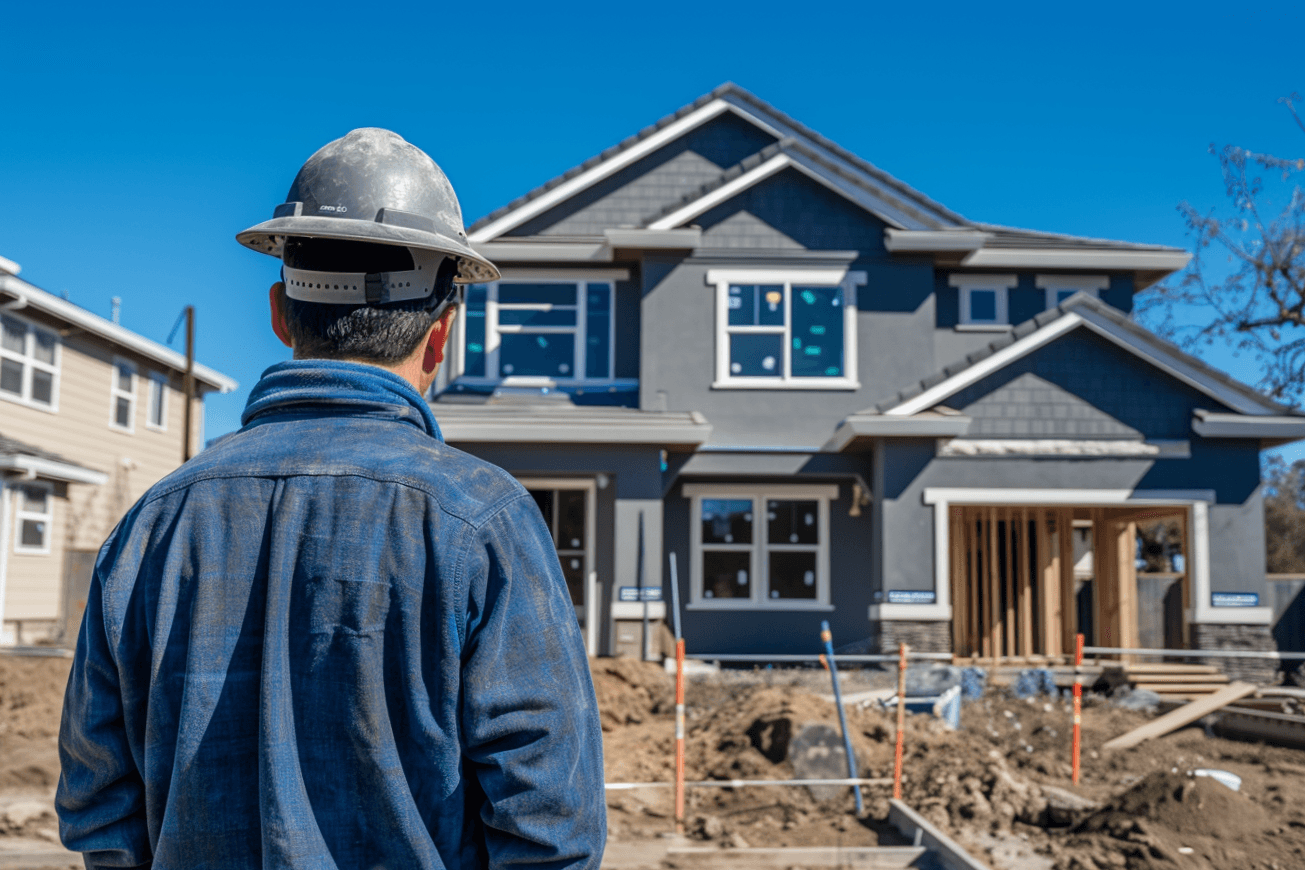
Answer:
[182,305,195,462]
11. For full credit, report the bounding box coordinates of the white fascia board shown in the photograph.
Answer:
[825,415,972,452]
[498,267,630,281]
[472,241,613,263]
[1192,413,1305,440]
[782,153,923,230]
[1073,309,1276,416]
[715,93,961,230]
[887,313,1085,416]
[962,247,1191,271]
[1191,605,1273,625]
[648,153,793,230]
[440,421,712,446]
[0,455,108,485]
[884,229,991,252]
[0,276,237,393]
[468,100,734,242]
[0,255,19,276]
[922,487,1214,506]
[603,228,701,249]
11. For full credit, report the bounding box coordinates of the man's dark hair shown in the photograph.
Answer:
[281,238,458,364]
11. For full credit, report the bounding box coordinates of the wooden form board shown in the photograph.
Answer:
[1103,682,1256,750]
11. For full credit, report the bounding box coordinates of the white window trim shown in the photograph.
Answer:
[707,268,864,390]
[0,312,60,414]
[684,482,837,611]
[950,273,1015,327]
[12,481,53,556]
[455,278,618,386]
[146,371,168,432]
[1037,274,1108,310]
[109,357,137,433]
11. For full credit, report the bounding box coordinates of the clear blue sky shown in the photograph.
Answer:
[2,1,1302,456]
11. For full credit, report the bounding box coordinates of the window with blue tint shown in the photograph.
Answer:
[969,289,998,321]
[790,286,844,378]
[729,333,784,377]
[585,283,611,379]
[455,280,619,384]
[499,333,576,377]
[701,499,753,544]
[498,283,578,306]
[497,309,578,327]
[727,284,784,326]
[462,284,487,377]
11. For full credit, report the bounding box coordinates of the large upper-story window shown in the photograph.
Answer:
[109,358,136,432]
[458,277,616,383]
[708,268,865,389]
[685,483,836,610]
[0,314,59,410]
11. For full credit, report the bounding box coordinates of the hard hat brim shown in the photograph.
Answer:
[236,216,500,284]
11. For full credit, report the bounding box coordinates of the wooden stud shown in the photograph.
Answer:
[1039,508,1062,658]
[1119,520,1139,660]
[950,506,966,655]
[988,506,1001,664]
[1059,508,1076,655]
[1007,506,1017,657]
[967,509,980,658]
[1019,507,1034,657]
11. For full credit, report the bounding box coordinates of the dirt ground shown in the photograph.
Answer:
[3,654,1305,869]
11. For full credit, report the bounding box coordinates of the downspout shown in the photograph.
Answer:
[0,479,10,645]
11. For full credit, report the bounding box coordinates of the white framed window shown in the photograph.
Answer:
[684,483,837,610]
[146,372,168,431]
[109,357,136,432]
[0,313,59,411]
[1037,275,1109,310]
[708,269,864,389]
[13,482,53,555]
[457,273,624,384]
[950,274,1016,328]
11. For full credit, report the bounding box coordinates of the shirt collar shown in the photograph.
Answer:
[240,360,443,441]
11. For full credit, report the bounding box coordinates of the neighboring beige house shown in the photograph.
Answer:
[0,254,236,644]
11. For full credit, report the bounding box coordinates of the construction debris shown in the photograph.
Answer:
[1101,681,1256,751]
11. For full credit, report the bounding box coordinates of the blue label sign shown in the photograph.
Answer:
[887,590,936,605]
[618,586,663,603]
[1211,592,1259,608]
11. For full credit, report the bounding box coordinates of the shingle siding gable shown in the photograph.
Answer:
[946,329,1231,440]
[507,112,778,237]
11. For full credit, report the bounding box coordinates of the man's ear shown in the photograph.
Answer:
[269,282,293,349]
[421,305,458,374]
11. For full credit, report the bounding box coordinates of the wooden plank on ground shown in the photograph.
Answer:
[1121,664,1222,674]
[1129,673,1230,684]
[1103,682,1257,750]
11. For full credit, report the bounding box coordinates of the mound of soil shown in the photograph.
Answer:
[0,656,70,792]
[1047,770,1301,870]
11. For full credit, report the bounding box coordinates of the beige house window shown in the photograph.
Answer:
[147,372,168,431]
[14,483,53,554]
[110,358,136,432]
[0,314,59,410]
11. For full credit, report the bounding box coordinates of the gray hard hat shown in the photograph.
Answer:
[236,128,499,285]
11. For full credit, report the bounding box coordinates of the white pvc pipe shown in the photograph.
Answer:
[604,777,892,790]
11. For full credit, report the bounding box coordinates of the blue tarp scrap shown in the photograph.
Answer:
[1012,668,1058,698]
[960,667,987,700]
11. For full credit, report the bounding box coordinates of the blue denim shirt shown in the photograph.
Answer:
[57,361,606,870]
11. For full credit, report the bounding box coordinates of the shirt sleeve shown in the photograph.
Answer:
[458,493,607,869]
[56,565,152,870]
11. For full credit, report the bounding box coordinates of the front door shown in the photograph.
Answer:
[525,480,597,653]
